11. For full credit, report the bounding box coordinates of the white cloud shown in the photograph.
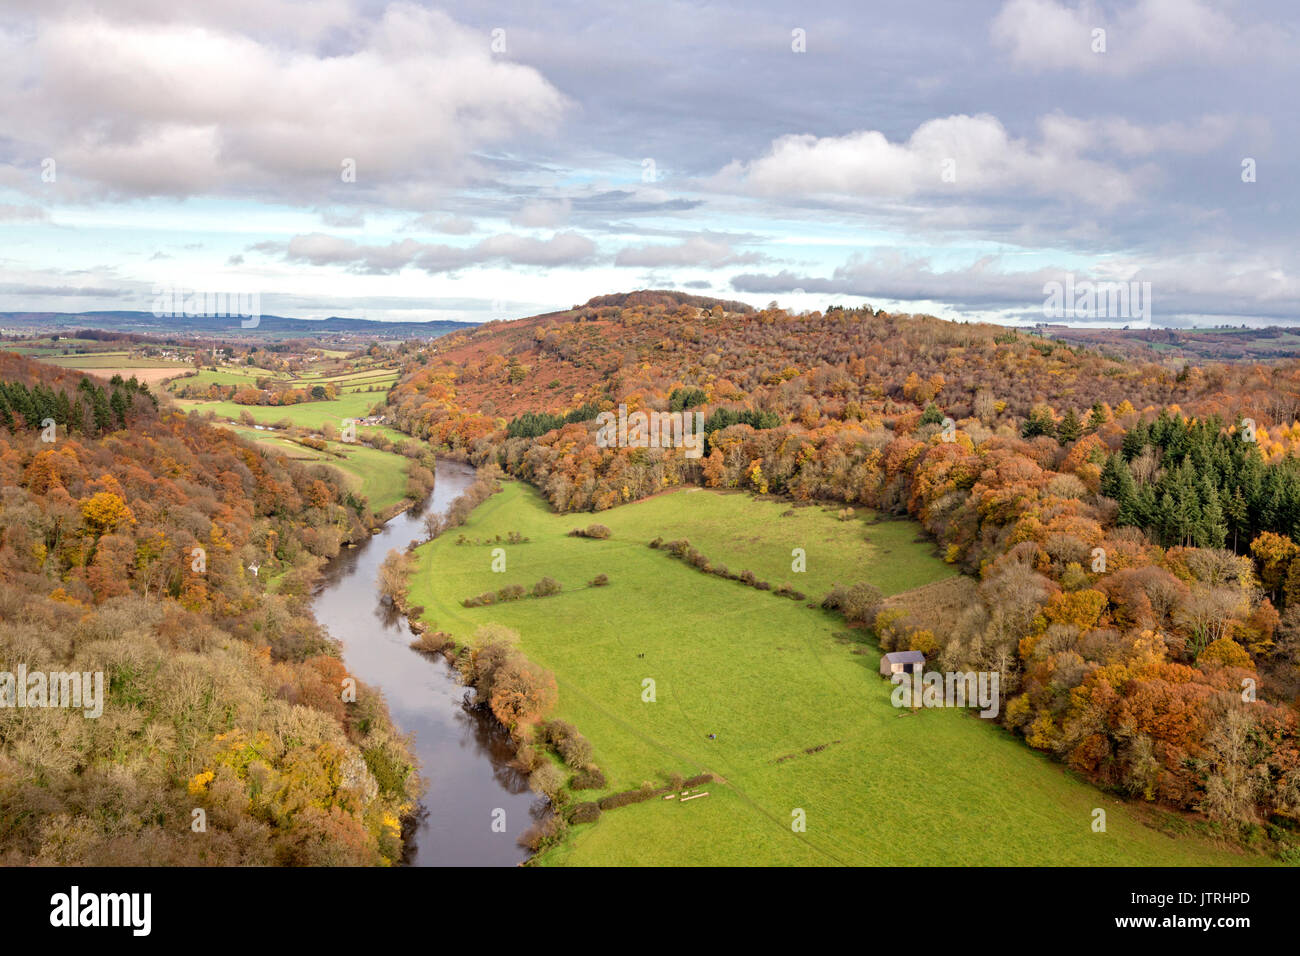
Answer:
[991,0,1285,75]
[0,3,568,204]
[714,113,1146,206]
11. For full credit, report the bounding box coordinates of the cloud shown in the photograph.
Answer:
[410,213,475,235]
[318,207,365,228]
[262,230,598,274]
[713,113,1166,207]
[731,249,1300,323]
[0,204,48,221]
[0,3,568,204]
[991,0,1286,75]
[510,198,571,228]
[615,235,765,268]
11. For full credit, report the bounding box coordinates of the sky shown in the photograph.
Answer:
[0,0,1296,328]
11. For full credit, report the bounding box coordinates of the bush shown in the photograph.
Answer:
[568,802,601,825]
[588,573,610,587]
[542,720,578,745]
[683,773,714,788]
[598,784,663,811]
[518,812,567,851]
[410,630,454,654]
[821,582,883,624]
[529,761,567,800]
[532,576,563,598]
[569,524,612,539]
[558,734,594,769]
[512,742,545,773]
[570,766,607,790]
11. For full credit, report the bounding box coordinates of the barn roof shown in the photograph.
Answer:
[882,651,926,664]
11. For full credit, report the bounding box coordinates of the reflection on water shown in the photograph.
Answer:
[312,458,541,866]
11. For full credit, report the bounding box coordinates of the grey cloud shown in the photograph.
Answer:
[616,235,766,268]
[264,230,599,274]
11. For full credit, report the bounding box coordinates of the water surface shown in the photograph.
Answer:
[312,459,540,866]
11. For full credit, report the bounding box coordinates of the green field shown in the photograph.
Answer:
[173,394,392,434]
[409,482,1255,866]
[222,424,412,514]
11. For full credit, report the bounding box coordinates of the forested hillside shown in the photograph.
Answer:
[386,291,1300,840]
[0,352,415,865]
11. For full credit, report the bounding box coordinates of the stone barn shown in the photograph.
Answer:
[879,650,926,678]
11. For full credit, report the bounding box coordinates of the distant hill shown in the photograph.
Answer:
[0,310,478,341]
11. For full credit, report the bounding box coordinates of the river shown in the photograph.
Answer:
[311,458,542,866]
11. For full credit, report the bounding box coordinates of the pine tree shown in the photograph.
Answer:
[1021,408,1056,440]
[1101,453,1140,525]
[1225,487,1248,552]
[1057,408,1083,443]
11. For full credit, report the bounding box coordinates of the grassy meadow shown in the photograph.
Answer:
[172,394,404,442]
[408,481,1256,867]
[222,424,412,514]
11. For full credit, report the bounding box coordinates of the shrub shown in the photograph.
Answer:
[543,720,578,745]
[558,734,594,769]
[518,812,567,851]
[588,573,610,587]
[568,802,602,825]
[822,582,883,624]
[529,761,566,800]
[570,766,607,790]
[532,576,563,598]
[377,549,415,604]
[598,784,663,811]
[568,523,612,539]
[410,630,454,654]
[683,773,714,788]
[512,742,543,772]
